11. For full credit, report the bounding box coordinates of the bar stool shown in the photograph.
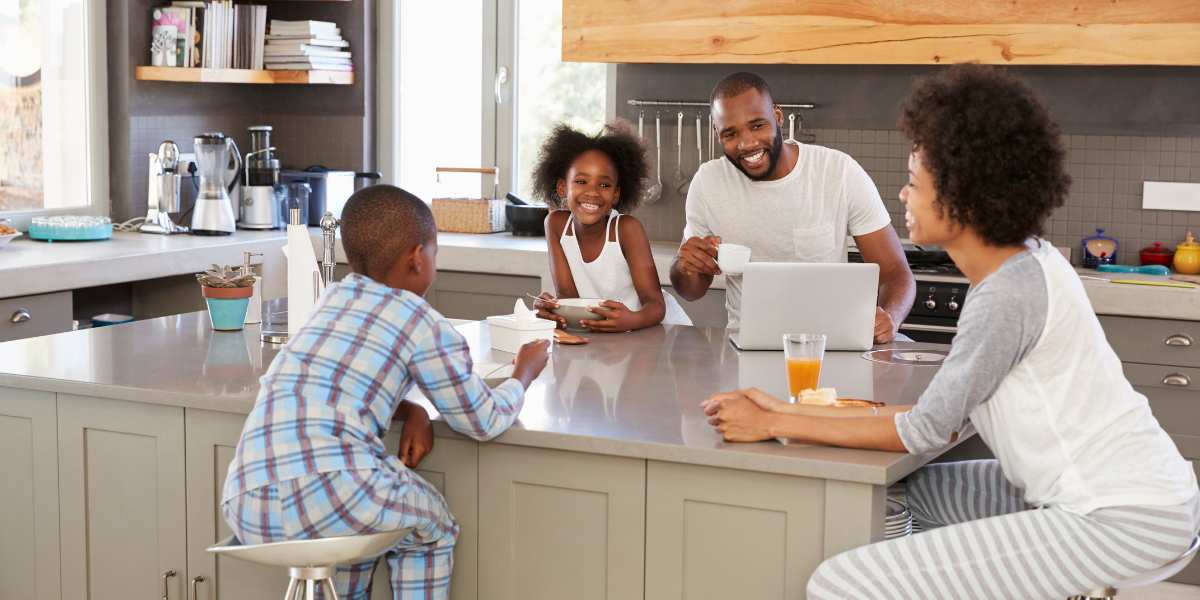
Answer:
[1068,534,1199,600]
[207,529,411,600]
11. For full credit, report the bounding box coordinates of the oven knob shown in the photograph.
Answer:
[948,298,960,312]
[924,297,937,310]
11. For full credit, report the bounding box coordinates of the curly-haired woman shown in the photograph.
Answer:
[703,64,1199,599]
[531,122,690,331]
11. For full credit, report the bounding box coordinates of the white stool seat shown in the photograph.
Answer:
[1070,535,1199,600]
[208,529,410,567]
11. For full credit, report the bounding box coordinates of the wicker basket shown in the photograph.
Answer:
[431,197,506,234]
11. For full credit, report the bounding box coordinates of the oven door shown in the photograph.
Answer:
[899,319,957,344]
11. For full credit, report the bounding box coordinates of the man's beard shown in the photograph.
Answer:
[724,126,785,181]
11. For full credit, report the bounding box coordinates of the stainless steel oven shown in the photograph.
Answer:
[900,279,968,344]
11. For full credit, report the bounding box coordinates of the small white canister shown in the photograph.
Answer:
[485,299,555,354]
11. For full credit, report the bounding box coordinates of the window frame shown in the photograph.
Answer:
[0,0,110,227]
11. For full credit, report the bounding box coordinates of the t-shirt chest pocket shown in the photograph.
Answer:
[793,223,837,262]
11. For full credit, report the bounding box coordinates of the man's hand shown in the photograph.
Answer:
[581,300,638,333]
[873,307,897,344]
[676,236,721,277]
[701,391,775,442]
[533,292,566,329]
[398,402,434,468]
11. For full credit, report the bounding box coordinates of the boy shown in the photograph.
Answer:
[221,185,550,599]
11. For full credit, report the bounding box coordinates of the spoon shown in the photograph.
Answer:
[638,110,660,205]
[644,112,663,204]
[695,113,703,171]
[788,113,796,142]
[674,111,687,195]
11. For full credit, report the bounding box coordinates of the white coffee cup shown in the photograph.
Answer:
[717,243,752,274]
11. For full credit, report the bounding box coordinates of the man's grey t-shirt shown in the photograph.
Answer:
[682,141,891,329]
[894,249,1049,454]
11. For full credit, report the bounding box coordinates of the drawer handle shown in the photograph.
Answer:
[161,569,177,600]
[1164,334,1193,347]
[1162,373,1191,387]
[190,575,205,600]
[10,309,30,324]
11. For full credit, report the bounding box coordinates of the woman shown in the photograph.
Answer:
[703,64,1199,599]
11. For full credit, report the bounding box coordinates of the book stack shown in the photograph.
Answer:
[264,20,352,72]
[152,1,268,69]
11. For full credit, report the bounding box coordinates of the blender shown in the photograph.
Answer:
[190,132,242,236]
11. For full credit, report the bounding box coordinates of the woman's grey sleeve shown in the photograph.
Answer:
[894,257,1048,454]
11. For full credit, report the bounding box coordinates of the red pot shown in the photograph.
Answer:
[1139,242,1174,267]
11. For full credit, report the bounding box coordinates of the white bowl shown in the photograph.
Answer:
[717,243,751,274]
[0,231,22,248]
[551,297,604,331]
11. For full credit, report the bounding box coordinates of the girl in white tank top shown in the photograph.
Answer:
[531,123,691,330]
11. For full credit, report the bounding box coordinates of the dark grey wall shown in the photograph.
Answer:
[107,0,375,221]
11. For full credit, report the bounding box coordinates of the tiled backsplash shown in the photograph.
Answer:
[633,127,1200,265]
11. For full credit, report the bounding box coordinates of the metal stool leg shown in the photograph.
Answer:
[284,578,298,600]
[324,577,340,600]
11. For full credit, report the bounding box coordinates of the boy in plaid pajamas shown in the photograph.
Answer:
[221,185,550,599]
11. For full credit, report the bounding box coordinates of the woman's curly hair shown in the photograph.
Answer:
[899,64,1071,246]
[530,121,648,213]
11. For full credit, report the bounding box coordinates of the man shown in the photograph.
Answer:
[671,72,914,343]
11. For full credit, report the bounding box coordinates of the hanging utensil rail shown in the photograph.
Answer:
[627,99,815,109]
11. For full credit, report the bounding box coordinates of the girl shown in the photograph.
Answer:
[703,65,1198,599]
[532,123,690,331]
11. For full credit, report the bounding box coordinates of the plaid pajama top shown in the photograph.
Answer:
[222,273,525,502]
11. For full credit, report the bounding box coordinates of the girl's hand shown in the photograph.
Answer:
[581,300,638,332]
[398,402,434,468]
[701,391,775,442]
[533,292,566,329]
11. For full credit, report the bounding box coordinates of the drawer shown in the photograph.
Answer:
[1127,363,1200,439]
[1100,315,1200,369]
[0,292,73,342]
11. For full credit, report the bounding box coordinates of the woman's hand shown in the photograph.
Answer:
[398,402,434,468]
[533,292,566,329]
[701,391,776,442]
[581,300,639,332]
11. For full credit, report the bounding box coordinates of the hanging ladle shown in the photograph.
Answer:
[638,110,661,205]
[643,111,663,205]
[674,111,688,195]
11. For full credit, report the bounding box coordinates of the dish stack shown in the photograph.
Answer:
[885,498,913,539]
[264,20,352,72]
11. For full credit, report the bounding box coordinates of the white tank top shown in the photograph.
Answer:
[559,212,691,326]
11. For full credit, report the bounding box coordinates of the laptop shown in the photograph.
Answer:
[730,262,880,351]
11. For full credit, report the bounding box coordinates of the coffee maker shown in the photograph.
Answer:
[140,140,189,234]
[191,132,241,236]
[239,125,283,229]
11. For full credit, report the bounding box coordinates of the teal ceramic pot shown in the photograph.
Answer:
[201,286,254,331]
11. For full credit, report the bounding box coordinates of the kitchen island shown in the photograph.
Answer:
[0,311,955,600]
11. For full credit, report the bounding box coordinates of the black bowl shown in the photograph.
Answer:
[505,203,549,237]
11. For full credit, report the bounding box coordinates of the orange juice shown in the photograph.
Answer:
[787,358,822,398]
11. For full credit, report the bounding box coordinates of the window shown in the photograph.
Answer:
[0,0,107,222]
[379,0,608,203]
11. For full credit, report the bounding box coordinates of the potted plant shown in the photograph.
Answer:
[196,264,256,331]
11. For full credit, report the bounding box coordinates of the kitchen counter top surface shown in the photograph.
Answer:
[0,310,952,485]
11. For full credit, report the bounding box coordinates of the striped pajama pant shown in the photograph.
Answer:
[222,468,459,600]
[808,460,1200,600]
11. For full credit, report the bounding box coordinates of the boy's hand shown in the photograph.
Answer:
[533,292,566,329]
[581,300,637,332]
[398,402,434,468]
[512,339,551,388]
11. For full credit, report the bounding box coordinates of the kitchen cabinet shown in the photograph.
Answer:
[646,461,882,600]
[478,444,646,600]
[0,388,61,600]
[184,408,291,600]
[426,271,542,321]
[58,394,188,600]
[1099,315,1200,585]
[0,291,72,342]
[563,0,1200,65]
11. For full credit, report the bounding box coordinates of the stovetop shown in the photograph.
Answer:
[848,244,963,277]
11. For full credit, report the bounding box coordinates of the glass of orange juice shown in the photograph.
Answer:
[783,333,826,402]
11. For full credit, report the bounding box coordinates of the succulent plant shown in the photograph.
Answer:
[196,264,256,288]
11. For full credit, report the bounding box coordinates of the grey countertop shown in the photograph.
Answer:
[0,310,954,485]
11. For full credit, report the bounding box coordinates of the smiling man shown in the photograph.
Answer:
[671,72,914,341]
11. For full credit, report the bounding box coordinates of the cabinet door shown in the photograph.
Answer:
[478,444,645,600]
[58,394,188,600]
[380,431,480,600]
[0,387,60,600]
[646,460,883,600]
[184,408,291,600]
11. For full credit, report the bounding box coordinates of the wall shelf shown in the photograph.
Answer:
[135,66,352,85]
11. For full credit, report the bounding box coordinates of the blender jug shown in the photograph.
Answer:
[191,132,242,235]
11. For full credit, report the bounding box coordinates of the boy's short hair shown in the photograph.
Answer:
[899,64,1070,246]
[530,122,649,214]
[340,184,436,277]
